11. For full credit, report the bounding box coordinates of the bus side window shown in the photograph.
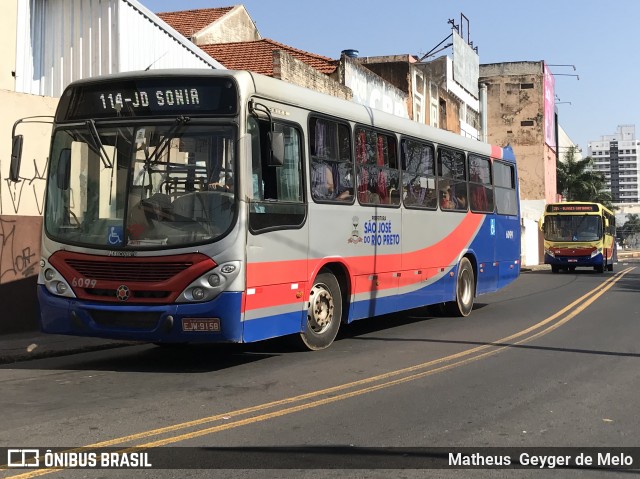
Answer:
[401,138,437,209]
[468,154,494,213]
[437,146,467,211]
[309,117,353,203]
[248,116,305,233]
[494,161,517,216]
[355,127,400,206]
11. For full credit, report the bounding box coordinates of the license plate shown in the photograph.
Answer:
[182,318,220,332]
[568,259,578,263]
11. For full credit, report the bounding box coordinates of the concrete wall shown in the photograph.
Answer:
[0,90,57,333]
[274,51,352,100]
[1,90,58,216]
[339,56,409,118]
[0,215,42,333]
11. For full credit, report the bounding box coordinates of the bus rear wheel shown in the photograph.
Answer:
[298,271,342,351]
[445,257,475,317]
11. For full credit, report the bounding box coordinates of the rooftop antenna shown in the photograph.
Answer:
[144,51,168,71]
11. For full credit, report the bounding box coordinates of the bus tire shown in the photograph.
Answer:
[299,271,342,351]
[607,262,614,272]
[445,257,475,317]
[595,264,604,273]
[551,265,559,273]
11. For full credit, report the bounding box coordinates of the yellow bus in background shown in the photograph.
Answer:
[540,202,617,273]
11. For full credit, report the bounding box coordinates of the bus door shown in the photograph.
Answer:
[350,128,403,319]
[244,118,309,342]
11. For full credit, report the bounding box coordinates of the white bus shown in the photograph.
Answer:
[10,69,521,350]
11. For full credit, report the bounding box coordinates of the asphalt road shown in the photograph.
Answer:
[1,260,639,479]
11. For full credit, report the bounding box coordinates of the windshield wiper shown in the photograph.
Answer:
[85,119,113,169]
[145,116,191,165]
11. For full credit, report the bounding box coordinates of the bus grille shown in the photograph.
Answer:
[65,259,193,282]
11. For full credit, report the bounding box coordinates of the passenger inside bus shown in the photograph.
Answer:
[312,162,352,201]
[470,183,488,211]
[312,162,335,199]
[440,186,455,209]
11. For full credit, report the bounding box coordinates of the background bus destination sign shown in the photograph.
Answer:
[546,204,599,213]
[58,77,238,120]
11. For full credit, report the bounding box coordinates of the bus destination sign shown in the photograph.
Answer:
[546,204,599,213]
[57,77,238,121]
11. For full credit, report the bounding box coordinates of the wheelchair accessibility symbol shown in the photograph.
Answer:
[108,226,124,246]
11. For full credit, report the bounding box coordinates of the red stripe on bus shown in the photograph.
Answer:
[244,213,483,311]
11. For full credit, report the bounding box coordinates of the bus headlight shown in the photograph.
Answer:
[545,249,555,258]
[177,261,241,303]
[591,248,602,258]
[191,287,206,300]
[38,259,76,299]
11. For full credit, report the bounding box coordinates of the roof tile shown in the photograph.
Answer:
[201,39,337,76]
[158,7,235,39]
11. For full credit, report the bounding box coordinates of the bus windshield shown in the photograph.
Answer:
[543,215,602,242]
[45,121,236,249]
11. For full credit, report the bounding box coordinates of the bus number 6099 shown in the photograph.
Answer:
[71,278,98,288]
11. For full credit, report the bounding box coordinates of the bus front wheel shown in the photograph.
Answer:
[299,271,342,351]
[445,257,475,317]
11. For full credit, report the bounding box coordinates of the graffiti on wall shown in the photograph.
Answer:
[0,215,42,284]
[2,157,49,215]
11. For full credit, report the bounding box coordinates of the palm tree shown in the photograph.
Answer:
[557,146,614,209]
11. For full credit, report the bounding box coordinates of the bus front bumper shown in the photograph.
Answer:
[544,251,603,267]
[38,286,244,343]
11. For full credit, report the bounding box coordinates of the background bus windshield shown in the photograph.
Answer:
[543,215,602,242]
[45,123,236,249]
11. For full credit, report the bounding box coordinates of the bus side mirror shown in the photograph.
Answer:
[538,217,544,231]
[268,130,284,166]
[9,135,24,182]
[57,148,72,190]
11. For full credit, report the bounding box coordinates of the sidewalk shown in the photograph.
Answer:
[0,331,134,365]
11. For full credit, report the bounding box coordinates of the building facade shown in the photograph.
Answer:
[479,61,557,204]
[588,125,639,204]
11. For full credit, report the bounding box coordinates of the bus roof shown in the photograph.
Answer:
[59,68,515,163]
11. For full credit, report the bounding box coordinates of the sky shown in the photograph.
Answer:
[140,0,640,156]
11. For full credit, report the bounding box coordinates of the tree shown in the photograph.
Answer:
[557,146,614,209]
[619,213,640,247]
